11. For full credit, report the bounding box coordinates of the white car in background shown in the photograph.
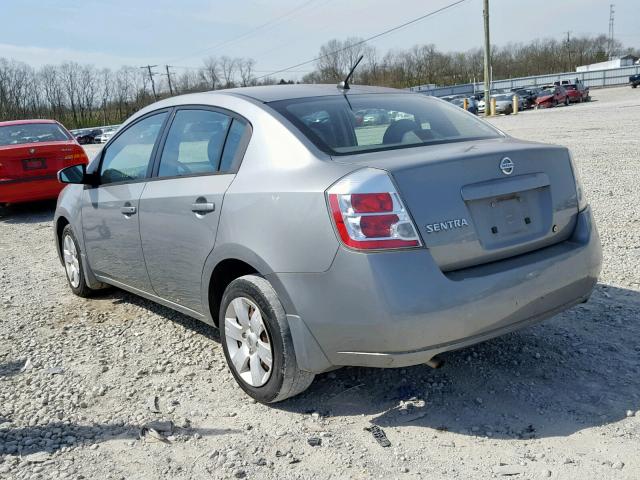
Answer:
[478,94,524,115]
[95,127,119,143]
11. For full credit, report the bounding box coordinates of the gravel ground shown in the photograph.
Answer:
[1,86,639,480]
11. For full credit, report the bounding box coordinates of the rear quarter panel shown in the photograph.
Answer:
[209,96,356,273]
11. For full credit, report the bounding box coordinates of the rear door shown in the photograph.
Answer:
[82,111,169,291]
[139,107,251,311]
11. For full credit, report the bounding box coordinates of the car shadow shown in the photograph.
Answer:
[0,421,239,456]
[0,200,56,224]
[97,288,220,342]
[275,283,640,440]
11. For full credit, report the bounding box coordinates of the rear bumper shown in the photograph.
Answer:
[0,176,62,203]
[271,207,601,372]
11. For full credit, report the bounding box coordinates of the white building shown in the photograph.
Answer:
[576,55,639,72]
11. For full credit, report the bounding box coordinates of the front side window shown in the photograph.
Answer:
[270,93,501,156]
[100,112,167,185]
[157,109,231,178]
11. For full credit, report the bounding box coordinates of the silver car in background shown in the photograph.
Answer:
[54,85,602,403]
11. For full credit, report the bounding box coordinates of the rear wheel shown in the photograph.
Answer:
[61,225,94,297]
[220,275,315,403]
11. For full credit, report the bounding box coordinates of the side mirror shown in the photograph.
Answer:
[58,164,88,184]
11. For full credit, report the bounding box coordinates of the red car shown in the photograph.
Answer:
[0,119,88,207]
[534,85,569,108]
[563,83,590,103]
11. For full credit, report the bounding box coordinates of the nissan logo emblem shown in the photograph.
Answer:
[500,157,514,175]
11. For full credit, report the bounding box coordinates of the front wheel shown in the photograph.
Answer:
[220,275,315,403]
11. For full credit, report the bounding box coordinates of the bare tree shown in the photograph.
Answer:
[219,56,237,88]
[201,56,220,90]
[238,58,256,87]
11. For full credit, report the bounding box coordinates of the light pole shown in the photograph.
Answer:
[483,0,491,116]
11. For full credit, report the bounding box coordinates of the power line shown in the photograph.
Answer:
[254,0,472,80]
[166,0,319,65]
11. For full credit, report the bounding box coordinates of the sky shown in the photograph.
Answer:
[1,0,638,79]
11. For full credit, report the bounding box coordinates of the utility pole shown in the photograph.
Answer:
[164,65,176,96]
[608,4,615,60]
[565,31,572,70]
[140,65,158,100]
[482,0,491,116]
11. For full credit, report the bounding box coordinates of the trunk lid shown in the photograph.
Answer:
[0,141,84,181]
[333,138,579,271]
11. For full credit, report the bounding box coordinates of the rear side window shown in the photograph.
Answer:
[157,110,231,178]
[100,112,167,185]
[0,123,70,146]
[270,93,501,156]
[219,119,249,172]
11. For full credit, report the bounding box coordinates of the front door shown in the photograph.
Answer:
[139,108,250,311]
[82,111,168,291]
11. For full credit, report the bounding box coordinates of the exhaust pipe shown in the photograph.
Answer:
[425,356,444,369]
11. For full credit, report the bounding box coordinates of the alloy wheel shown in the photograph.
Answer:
[224,297,273,387]
[63,234,80,288]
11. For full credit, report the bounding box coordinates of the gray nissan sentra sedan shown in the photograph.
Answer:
[54,84,602,403]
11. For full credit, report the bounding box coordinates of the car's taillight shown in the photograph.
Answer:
[326,168,422,250]
[64,146,89,165]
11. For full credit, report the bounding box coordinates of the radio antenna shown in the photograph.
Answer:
[337,55,364,90]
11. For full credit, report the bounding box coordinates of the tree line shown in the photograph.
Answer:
[0,56,279,129]
[0,34,637,129]
[303,34,639,87]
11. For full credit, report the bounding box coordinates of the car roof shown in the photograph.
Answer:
[218,84,406,103]
[0,119,58,127]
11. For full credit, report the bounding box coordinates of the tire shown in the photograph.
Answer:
[61,224,94,298]
[220,275,315,403]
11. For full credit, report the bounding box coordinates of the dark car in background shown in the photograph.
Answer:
[76,129,103,145]
[630,73,640,88]
[511,87,540,109]
[441,95,478,114]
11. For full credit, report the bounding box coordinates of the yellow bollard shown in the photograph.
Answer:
[512,94,519,115]
[490,97,497,116]
[463,98,469,111]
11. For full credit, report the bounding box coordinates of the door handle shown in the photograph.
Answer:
[121,205,137,215]
[191,202,215,213]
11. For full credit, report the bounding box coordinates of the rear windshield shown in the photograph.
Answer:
[269,93,501,155]
[0,123,70,146]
